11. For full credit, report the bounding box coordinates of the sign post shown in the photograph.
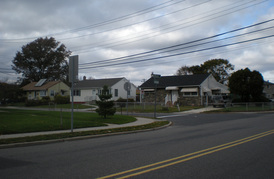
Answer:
[152,73,161,118]
[124,82,131,115]
[69,55,79,133]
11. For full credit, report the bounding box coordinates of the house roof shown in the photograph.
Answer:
[22,81,61,91]
[140,74,210,89]
[74,78,124,89]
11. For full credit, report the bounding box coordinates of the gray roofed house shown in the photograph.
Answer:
[74,78,124,89]
[139,74,229,106]
[71,77,136,103]
[140,74,211,89]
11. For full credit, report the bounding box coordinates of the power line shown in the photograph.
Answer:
[0,0,186,41]
[72,0,267,54]
[58,0,211,41]
[79,18,274,66]
[79,33,274,69]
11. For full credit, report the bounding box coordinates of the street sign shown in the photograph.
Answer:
[152,74,161,85]
[69,55,79,82]
[124,82,131,91]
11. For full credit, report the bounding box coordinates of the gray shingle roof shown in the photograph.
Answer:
[74,78,124,89]
[140,74,210,89]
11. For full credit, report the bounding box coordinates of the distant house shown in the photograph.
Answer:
[139,74,229,106]
[263,81,274,101]
[22,79,70,100]
[71,77,136,103]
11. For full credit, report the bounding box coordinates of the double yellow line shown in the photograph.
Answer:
[98,129,274,179]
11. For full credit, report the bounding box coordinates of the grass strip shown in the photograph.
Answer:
[0,109,136,134]
[0,121,169,145]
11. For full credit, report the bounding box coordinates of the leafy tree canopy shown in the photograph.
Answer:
[228,68,264,102]
[176,59,234,84]
[12,37,71,85]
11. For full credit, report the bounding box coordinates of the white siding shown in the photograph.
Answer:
[71,88,99,103]
[200,74,229,95]
[111,78,137,101]
[70,78,137,102]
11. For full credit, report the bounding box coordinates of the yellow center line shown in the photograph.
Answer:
[98,129,274,179]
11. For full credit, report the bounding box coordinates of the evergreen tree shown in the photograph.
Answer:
[96,85,116,119]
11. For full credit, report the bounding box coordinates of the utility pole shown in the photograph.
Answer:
[69,55,78,133]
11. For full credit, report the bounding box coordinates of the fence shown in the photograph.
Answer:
[210,102,274,112]
[114,102,166,114]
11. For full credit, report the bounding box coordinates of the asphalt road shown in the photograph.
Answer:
[0,112,274,179]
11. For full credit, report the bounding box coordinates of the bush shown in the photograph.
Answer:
[41,96,50,104]
[116,97,135,102]
[54,95,70,104]
[25,99,43,106]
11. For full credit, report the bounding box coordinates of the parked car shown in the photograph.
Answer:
[212,95,232,108]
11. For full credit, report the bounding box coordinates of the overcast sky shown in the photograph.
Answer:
[1,0,274,86]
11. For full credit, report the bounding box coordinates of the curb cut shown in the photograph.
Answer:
[0,121,172,149]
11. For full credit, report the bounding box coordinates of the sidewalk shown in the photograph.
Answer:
[0,117,157,139]
[0,106,216,140]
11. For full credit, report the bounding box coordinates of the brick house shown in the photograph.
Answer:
[139,74,230,106]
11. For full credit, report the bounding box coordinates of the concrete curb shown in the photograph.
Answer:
[0,121,172,149]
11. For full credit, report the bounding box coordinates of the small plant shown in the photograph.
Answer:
[96,85,116,119]
[54,95,69,104]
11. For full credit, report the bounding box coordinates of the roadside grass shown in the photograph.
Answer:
[36,103,94,109]
[0,121,169,145]
[4,102,94,109]
[0,109,136,135]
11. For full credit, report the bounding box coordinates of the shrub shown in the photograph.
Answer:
[54,95,70,104]
[41,96,50,104]
[25,99,42,106]
[116,97,135,102]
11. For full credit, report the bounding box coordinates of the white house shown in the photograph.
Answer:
[71,77,136,103]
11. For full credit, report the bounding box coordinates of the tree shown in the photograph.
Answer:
[201,59,234,84]
[176,65,193,75]
[176,59,234,84]
[12,37,71,85]
[0,82,24,105]
[96,85,116,119]
[228,68,264,102]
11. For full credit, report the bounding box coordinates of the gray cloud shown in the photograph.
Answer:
[1,0,274,85]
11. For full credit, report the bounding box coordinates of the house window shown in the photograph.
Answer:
[92,89,96,95]
[115,89,118,97]
[98,88,111,95]
[183,92,198,96]
[61,90,65,96]
[40,91,46,96]
[73,90,81,96]
[50,90,55,97]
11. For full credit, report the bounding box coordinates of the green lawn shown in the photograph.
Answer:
[5,102,94,109]
[0,109,136,134]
